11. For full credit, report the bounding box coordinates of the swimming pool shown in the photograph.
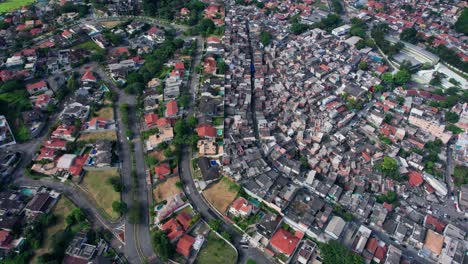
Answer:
[21,188,35,196]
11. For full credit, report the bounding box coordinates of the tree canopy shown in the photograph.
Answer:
[454,7,468,35]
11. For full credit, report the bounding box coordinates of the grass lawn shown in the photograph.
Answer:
[32,196,76,263]
[96,107,114,120]
[153,176,182,203]
[196,231,237,264]
[203,177,239,213]
[0,0,35,13]
[73,40,103,52]
[80,168,120,220]
[148,149,166,161]
[78,130,117,142]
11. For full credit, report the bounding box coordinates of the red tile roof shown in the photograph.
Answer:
[157,117,171,128]
[81,71,96,82]
[26,80,47,93]
[154,163,171,176]
[175,62,185,70]
[176,212,192,230]
[165,100,178,117]
[408,171,424,187]
[196,124,217,138]
[176,234,195,257]
[270,228,300,256]
[144,113,159,127]
[43,139,67,149]
[425,215,446,233]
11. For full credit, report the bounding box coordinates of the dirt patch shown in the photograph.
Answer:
[96,107,114,120]
[148,149,166,161]
[78,130,117,141]
[153,176,182,203]
[101,21,122,28]
[203,177,238,213]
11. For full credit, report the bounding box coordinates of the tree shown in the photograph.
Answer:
[290,22,309,35]
[375,156,400,180]
[453,165,468,186]
[112,201,128,215]
[445,112,460,123]
[381,72,394,86]
[208,219,222,231]
[152,230,174,261]
[221,231,232,241]
[260,30,272,46]
[319,240,364,264]
[454,7,468,35]
[393,69,411,86]
[358,61,368,70]
[217,59,227,74]
[399,27,419,44]
[331,0,343,14]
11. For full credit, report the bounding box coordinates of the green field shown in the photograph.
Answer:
[80,168,121,220]
[0,0,35,13]
[73,40,103,52]
[32,196,76,263]
[196,232,237,264]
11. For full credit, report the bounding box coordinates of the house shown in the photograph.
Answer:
[35,94,52,110]
[43,139,67,150]
[154,163,171,178]
[64,232,98,261]
[26,80,48,95]
[51,125,76,141]
[196,124,217,138]
[324,216,346,239]
[161,218,184,242]
[197,157,220,184]
[165,100,178,118]
[85,117,114,131]
[81,71,97,83]
[420,229,444,260]
[146,127,174,151]
[0,230,14,250]
[0,116,15,147]
[24,192,54,218]
[176,212,192,230]
[144,113,159,128]
[197,139,218,156]
[176,234,195,258]
[256,213,281,240]
[269,228,300,257]
[204,56,217,75]
[229,197,252,217]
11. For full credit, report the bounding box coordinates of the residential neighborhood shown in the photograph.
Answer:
[0,0,467,264]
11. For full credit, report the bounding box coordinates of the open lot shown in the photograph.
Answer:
[196,231,237,264]
[153,176,182,203]
[96,106,114,120]
[101,20,122,28]
[80,168,120,220]
[203,177,239,213]
[32,196,76,263]
[78,130,117,142]
[148,149,166,161]
[73,40,103,52]
[0,0,35,13]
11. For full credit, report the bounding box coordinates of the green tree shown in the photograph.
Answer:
[358,61,368,70]
[454,7,468,35]
[319,240,364,264]
[208,219,222,231]
[260,30,272,46]
[112,201,128,215]
[445,112,460,123]
[375,156,400,180]
[152,230,174,261]
[399,27,419,44]
[453,165,468,186]
[290,22,309,35]
[393,69,411,86]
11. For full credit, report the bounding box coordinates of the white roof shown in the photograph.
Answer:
[57,154,76,169]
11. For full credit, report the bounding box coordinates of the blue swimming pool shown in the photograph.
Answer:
[21,189,34,196]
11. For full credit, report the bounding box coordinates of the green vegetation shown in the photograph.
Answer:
[112,201,128,215]
[399,27,420,44]
[290,22,310,35]
[73,40,103,52]
[129,202,141,224]
[446,124,463,134]
[454,7,468,35]
[151,230,174,261]
[350,18,367,38]
[81,169,121,220]
[260,30,272,46]
[375,156,400,180]
[445,112,460,123]
[332,205,354,221]
[208,219,222,232]
[196,232,237,264]
[453,165,468,186]
[319,240,364,264]
[0,0,35,13]
[313,13,342,32]
[431,44,468,73]
[376,190,398,205]
[371,23,404,57]
[331,0,343,14]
